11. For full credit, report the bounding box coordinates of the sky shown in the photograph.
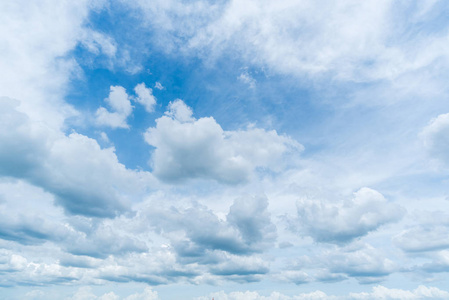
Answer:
[1,0,449,299]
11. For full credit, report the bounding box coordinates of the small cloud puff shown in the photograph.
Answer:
[154,82,164,90]
[96,83,158,128]
[96,86,133,129]
[134,82,156,113]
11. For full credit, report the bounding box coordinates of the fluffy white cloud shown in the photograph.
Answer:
[420,113,449,165]
[297,187,404,243]
[134,83,157,113]
[96,86,133,129]
[145,100,302,184]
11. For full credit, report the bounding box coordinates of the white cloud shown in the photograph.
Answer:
[134,83,157,113]
[420,113,449,166]
[297,188,404,243]
[0,97,153,217]
[145,100,302,184]
[143,195,276,256]
[96,86,133,129]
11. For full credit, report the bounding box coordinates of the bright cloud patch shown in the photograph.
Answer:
[145,100,302,184]
[297,188,404,243]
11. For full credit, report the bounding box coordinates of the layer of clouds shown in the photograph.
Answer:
[296,188,404,243]
[195,285,449,300]
[145,100,302,184]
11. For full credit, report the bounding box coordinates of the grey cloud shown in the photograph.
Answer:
[297,187,404,244]
[227,195,277,247]
[145,195,276,257]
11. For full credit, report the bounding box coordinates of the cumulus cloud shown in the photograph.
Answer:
[0,98,151,217]
[145,99,302,184]
[144,195,276,257]
[134,83,157,113]
[96,86,133,129]
[420,113,449,165]
[297,188,404,243]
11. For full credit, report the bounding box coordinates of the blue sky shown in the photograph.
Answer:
[1,0,449,299]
